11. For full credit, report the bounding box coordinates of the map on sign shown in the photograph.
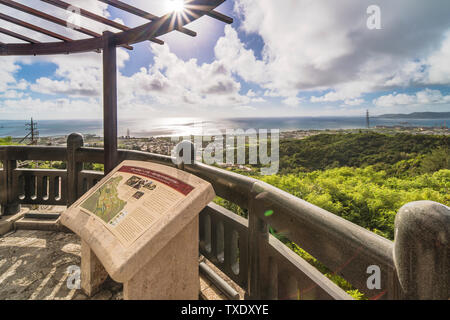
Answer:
[81,176,127,223]
[79,165,194,247]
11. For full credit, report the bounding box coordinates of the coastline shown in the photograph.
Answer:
[1,116,449,138]
[4,126,448,157]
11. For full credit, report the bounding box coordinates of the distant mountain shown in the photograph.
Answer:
[376,112,450,119]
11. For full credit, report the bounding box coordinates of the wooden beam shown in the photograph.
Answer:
[0,12,73,42]
[102,31,118,174]
[0,26,40,43]
[98,0,197,37]
[0,0,98,37]
[114,0,225,45]
[99,0,159,20]
[0,0,133,49]
[206,10,233,24]
[0,0,226,56]
[40,0,163,45]
[1,37,102,55]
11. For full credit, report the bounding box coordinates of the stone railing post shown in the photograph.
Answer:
[394,201,450,300]
[67,133,84,206]
[174,140,196,171]
[1,155,20,216]
[247,188,270,300]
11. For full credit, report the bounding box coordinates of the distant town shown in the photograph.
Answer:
[9,124,449,153]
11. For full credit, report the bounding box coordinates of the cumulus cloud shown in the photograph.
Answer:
[232,0,450,103]
[373,89,450,107]
[0,97,102,119]
[215,26,268,85]
[2,40,253,118]
[0,58,23,92]
[0,90,26,99]
[117,43,249,112]
[426,31,450,85]
[2,0,450,118]
[29,50,129,97]
[344,99,365,106]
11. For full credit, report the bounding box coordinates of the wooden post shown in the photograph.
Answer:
[394,201,450,299]
[102,31,118,174]
[66,133,84,206]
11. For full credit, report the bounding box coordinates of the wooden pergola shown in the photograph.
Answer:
[0,0,232,173]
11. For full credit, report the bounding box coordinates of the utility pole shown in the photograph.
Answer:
[366,110,370,129]
[20,117,39,145]
[27,117,39,144]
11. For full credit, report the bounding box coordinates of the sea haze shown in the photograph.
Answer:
[0,117,448,138]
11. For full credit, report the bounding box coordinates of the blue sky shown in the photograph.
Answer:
[1,0,450,120]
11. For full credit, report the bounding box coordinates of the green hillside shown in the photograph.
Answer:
[279,132,449,174]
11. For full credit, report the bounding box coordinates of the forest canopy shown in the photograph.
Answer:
[278,132,449,174]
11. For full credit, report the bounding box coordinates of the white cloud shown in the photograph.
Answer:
[0,97,102,119]
[2,0,450,119]
[344,99,365,106]
[116,43,250,113]
[28,49,130,97]
[426,31,450,84]
[246,89,256,97]
[1,1,256,118]
[373,89,450,107]
[0,58,23,92]
[0,90,26,99]
[2,40,253,119]
[215,26,268,85]
[232,0,450,103]
[233,105,256,111]
[282,96,301,107]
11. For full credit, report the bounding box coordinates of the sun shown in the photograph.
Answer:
[166,0,186,13]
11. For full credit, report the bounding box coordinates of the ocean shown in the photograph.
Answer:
[0,117,448,138]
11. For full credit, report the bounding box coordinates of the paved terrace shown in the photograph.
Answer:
[0,208,244,300]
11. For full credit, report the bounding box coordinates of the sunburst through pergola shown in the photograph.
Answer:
[0,0,233,173]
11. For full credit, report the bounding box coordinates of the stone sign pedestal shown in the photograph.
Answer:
[124,217,199,300]
[61,160,215,300]
[81,240,109,297]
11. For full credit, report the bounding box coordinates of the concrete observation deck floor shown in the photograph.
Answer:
[0,225,244,300]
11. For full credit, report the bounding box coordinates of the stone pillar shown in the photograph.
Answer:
[174,140,196,171]
[81,240,109,297]
[394,201,450,300]
[123,217,199,300]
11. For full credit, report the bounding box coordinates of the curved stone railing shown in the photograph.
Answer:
[0,133,448,300]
